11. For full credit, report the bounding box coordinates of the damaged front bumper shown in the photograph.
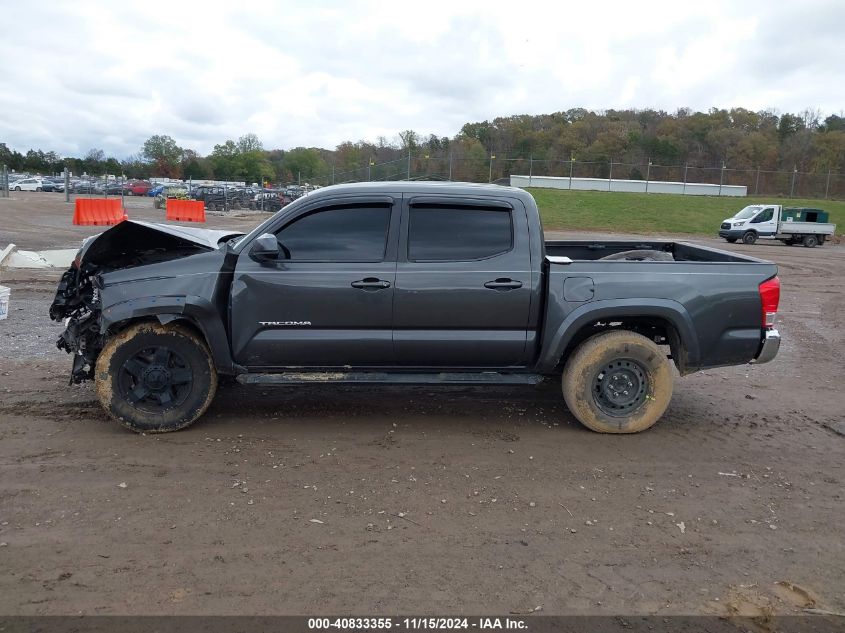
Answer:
[50,264,104,383]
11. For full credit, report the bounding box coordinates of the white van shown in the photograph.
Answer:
[719,205,836,247]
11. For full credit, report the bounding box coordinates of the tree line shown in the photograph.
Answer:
[2,107,844,185]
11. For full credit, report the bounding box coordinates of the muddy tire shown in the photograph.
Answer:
[562,330,673,433]
[742,231,757,245]
[95,323,217,433]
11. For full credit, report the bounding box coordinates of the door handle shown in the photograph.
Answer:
[351,278,391,290]
[484,278,523,290]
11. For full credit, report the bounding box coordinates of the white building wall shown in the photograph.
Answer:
[510,175,747,197]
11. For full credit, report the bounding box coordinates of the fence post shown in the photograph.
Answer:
[645,159,652,194]
[825,169,831,199]
[790,166,797,198]
[608,158,613,191]
[528,155,533,187]
[682,162,687,195]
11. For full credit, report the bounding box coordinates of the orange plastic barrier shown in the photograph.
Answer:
[72,198,127,226]
[166,199,206,222]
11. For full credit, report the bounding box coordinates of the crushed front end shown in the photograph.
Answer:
[50,257,104,383]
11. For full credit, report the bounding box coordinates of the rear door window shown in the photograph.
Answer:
[408,207,513,261]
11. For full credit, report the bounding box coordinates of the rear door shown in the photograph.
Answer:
[393,195,533,367]
[230,195,399,368]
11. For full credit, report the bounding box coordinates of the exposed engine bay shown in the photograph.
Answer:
[49,221,243,383]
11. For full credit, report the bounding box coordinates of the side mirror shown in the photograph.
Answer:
[249,233,281,261]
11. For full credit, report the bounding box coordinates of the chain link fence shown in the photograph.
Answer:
[302,154,845,200]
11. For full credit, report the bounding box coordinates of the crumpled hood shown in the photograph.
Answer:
[78,220,244,267]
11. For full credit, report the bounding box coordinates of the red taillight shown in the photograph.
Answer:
[759,276,780,328]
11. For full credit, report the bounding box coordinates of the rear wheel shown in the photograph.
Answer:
[562,330,673,433]
[742,231,757,245]
[36,187,42,192]
[95,323,217,433]
[802,235,818,248]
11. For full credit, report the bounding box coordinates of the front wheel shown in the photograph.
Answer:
[742,231,757,245]
[95,323,217,433]
[562,330,673,433]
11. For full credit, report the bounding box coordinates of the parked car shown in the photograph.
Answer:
[123,180,152,196]
[72,181,103,194]
[50,182,781,434]
[719,204,836,247]
[190,185,230,211]
[11,177,48,191]
[104,182,125,195]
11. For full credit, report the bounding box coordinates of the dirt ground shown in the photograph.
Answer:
[0,192,843,616]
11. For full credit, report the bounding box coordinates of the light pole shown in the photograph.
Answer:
[528,155,533,187]
[683,162,688,195]
[569,153,574,190]
[718,161,725,196]
[645,159,652,194]
[608,158,613,191]
[488,153,495,183]
[790,165,797,198]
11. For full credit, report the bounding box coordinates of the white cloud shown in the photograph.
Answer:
[1,0,843,158]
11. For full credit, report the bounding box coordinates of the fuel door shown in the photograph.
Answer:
[563,276,595,302]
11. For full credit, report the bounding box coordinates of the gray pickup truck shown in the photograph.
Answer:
[50,182,781,434]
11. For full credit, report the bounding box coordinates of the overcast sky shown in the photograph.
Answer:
[1,0,843,158]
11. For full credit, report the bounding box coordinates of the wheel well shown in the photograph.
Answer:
[106,315,209,351]
[556,316,688,375]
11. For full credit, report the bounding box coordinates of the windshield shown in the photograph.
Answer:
[734,205,763,219]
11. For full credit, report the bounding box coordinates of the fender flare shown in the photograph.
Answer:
[537,299,701,373]
[100,295,238,374]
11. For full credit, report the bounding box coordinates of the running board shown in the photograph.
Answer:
[237,371,544,386]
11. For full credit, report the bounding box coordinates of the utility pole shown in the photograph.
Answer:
[488,153,495,183]
[825,169,831,199]
[1,164,7,198]
[718,161,725,196]
[683,162,688,195]
[448,152,453,181]
[608,158,613,191]
[645,159,652,194]
[528,155,533,187]
[331,164,335,185]
[755,166,760,195]
[407,149,411,181]
[64,168,70,203]
[790,165,797,198]
[367,159,371,182]
[569,154,574,190]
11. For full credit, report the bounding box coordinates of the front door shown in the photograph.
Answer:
[392,196,534,367]
[231,198,399,368]
[750,206,777,238]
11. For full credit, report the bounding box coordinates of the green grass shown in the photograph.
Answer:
[528,188,845,236]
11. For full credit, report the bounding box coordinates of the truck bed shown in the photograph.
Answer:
[776,221,836,236]
[544,239,765,262]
